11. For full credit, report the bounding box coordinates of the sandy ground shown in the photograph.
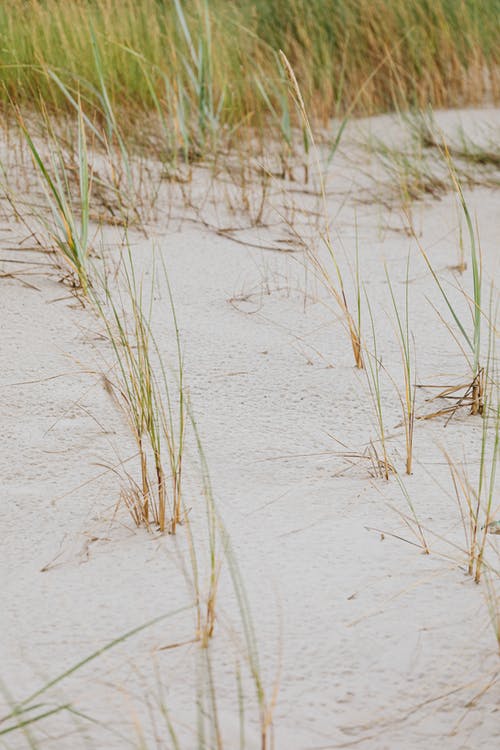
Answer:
[1,109,500,749]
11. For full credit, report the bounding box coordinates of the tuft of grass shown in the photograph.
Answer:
[368,134,450,208]
[367,111,500,211]
[386,258,416,475]
[445,382,499,583]
[95,247,185,533]
[408,165,486,417]
[16,102,92,294]
[412,111,500,173]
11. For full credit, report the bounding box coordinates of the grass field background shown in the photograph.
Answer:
[1,0,498,139]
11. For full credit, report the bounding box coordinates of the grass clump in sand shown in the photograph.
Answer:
[445,303,499,582]
[408,164,487,418]
[15,103,92,295]
[95,250,186,534]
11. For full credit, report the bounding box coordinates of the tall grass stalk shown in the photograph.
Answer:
[254,61,293,180]
[447,153,483,415]
[473,305,499,583]
[88,27,136,209]
[94,248,185,533]
[408,172,485,416]
[187,408,279,748]
[38,38,140,222]
[17,103,91,294]
[363,290,392,480]
[445,317,499,582]
[386,259,416,474]
[173,0,224,152]
[279,51,363,369]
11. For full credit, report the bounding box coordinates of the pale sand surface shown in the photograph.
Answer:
[1,109,499,748]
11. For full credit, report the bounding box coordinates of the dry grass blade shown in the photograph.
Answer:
[279,50,363,369]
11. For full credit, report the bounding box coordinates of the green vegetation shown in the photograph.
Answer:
[17,102,91,294]
[1,2,499,746]
[0,0,498,153]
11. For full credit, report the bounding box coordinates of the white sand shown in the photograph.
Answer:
[1,109,499,749]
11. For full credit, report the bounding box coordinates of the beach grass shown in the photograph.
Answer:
[1,2,500,745]
[0,0,498,153]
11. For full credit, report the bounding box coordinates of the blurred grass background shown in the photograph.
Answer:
[0,0,498,146]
